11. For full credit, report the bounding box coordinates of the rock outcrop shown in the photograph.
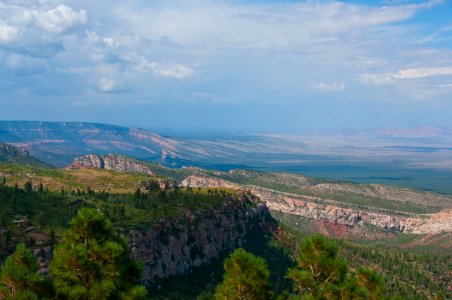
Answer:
[128,198,267,283]
[181,174,241,190]
[181,174,452,234]
[67,154,153,175]
[70,154,104,169]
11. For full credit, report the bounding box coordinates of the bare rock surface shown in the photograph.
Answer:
[67,154,153,175]
[181,174,241,189]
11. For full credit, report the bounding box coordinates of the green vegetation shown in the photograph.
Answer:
[0,177,238,260]
[0,163,160,194]
[286,234,384,300]
[0,162,451,299]
[215,248,273,300]
[51,208,147,299]
[270,215,452,300]
[1,209,146,299]
[0,243,52,299]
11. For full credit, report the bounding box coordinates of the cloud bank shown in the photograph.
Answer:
[0,0,451,129]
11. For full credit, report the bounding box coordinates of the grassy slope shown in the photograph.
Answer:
[0,163,159,193]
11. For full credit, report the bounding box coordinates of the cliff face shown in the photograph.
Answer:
[181,175,452,234]
[128,200,267,283]
[68,154,153,175]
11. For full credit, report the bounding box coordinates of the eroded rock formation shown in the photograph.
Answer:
[128,199,267,283]
[181,174,452,234]
[68,154,153,175]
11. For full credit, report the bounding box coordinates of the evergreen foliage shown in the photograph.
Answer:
[0,243,50,299]
[50,208,147,299]
[287,234,384,300]
[215,248,273,300]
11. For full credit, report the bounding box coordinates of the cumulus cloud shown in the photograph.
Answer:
[0,0,450,108]
[34,5,87,34]
[312,82,345,92]
[0,2,87,56]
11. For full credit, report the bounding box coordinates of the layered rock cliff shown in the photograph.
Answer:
[181,174,452,234]
[128,196,267,283]
[68,154,153,175]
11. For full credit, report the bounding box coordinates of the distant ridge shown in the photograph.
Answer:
[0,121,182,167]
[0,120,307,168]
[0,142,48,167]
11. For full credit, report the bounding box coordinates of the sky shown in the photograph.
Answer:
[0,0,452,132]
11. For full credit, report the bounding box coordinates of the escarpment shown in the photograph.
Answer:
[181,174,452,234]
[128,197,267,283]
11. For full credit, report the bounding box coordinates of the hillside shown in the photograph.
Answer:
[1,159,452,298]
[181,170,452,237]
[0,121,307,168]
[2,121,452,194]
[0,143,48,167]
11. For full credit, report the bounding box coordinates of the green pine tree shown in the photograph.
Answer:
[357,267,385,300]
[50,207,147,299]
[0,243,49,299]
[288,233,348,299]
[215,248,273,300]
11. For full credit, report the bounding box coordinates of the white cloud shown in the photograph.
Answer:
[114,0,439,49]
[35,5,87,34]
[0,23,18,43]
[1,0,450,107]
[0,2,87,56]
[393,67,452,79]
[361,67,452,85]
[312,82,345,92]
[98,77,116,92]
[148,62,194,79]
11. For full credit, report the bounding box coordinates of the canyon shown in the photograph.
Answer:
[181,174,452,234]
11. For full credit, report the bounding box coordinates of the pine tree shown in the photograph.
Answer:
[50,207,147,299]
[0,243,49,299]
[24,180,33,193]
[215,248,273,300]
[357,267,385,300]
[288,233,348,298]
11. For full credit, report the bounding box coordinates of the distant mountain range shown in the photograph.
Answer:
[0,121,308,167]
[1,120,452,194]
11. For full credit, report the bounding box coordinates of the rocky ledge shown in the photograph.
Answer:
[67,154,153,175]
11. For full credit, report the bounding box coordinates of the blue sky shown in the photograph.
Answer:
[1,0,451,132]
